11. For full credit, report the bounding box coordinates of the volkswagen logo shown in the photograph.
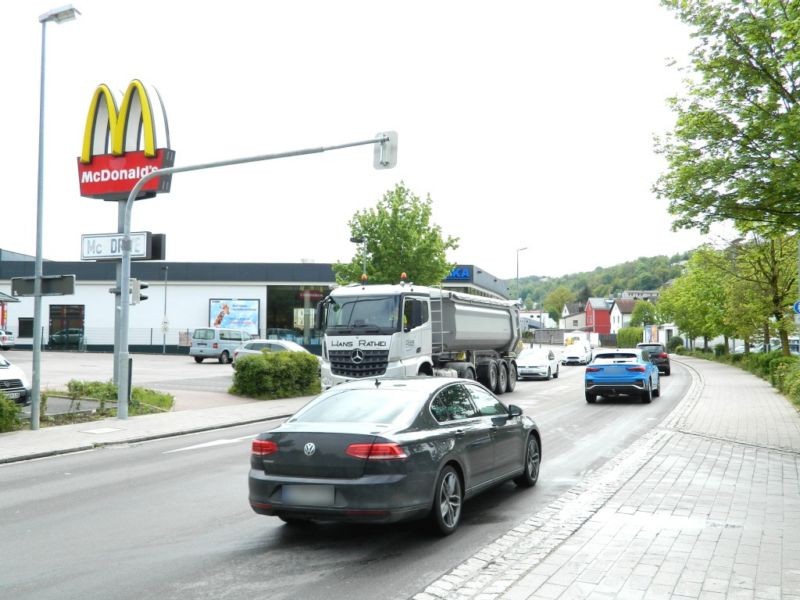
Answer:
[351,349,365,364]
[303,442,316,456]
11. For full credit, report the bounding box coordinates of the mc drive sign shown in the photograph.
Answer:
[81,232,150,260]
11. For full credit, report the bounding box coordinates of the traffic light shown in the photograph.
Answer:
[131,278,149,304]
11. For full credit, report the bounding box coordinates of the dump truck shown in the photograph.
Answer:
[316,280,522,394]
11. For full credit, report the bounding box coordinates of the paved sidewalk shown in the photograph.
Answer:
[415,356,800,600]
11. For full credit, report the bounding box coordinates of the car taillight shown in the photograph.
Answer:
[252,439,278,456]
[658,352,668,358]
[626,365,646,372]
[586,366,601,372]
[213,342,219,349]
[346,442,407,460]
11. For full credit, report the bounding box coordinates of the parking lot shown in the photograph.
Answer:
[5,349,253,412]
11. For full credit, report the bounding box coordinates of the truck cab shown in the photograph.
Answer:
[316,284,434,388]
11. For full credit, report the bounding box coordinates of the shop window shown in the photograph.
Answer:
[18,318,33,338]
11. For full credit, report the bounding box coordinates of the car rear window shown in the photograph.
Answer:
[193,329,215,340]
[593,353,638,364]
[638,345,663,352]
[290,389,423,426]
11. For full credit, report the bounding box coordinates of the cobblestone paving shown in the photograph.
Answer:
[413,357,800,600]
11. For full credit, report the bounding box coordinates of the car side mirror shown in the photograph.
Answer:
[508,404,523,418]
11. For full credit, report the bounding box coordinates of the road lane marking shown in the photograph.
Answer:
[164,434,256,454]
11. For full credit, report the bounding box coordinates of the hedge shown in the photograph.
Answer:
[230,351,321,399]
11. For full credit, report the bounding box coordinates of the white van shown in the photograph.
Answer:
[189,328,250,364]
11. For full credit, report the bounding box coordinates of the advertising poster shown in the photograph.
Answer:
[209,299,260,335]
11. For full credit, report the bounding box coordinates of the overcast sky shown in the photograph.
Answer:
[2,0,720,281]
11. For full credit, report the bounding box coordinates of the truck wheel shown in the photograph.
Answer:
[219,351,230,364]
[495,362,507,395]
[194,357,203,363]
[478,362,498,391]
[505,363,517,393]
[456,364,476,380]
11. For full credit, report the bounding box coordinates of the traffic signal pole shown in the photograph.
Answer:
[115,133,396,418]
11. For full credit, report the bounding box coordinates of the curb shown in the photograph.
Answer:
[0,412,294,465]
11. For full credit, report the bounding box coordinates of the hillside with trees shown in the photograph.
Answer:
[513,252,690,315]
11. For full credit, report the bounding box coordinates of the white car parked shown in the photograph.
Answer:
[0,354,30,405]
[516,347,560,380]
[0,329,14,351]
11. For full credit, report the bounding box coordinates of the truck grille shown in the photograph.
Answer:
[329,349,389,378]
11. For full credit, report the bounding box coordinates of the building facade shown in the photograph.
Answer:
[0,255,508,355]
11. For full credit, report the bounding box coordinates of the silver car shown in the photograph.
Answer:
[232,338,320,366]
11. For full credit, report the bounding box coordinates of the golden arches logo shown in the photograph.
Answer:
[80,79,168,164]
[77,79,174,200]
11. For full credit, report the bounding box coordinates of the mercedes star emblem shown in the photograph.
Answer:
[351,349,365,364]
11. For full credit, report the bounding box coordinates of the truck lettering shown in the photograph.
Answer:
[330,340,354,348]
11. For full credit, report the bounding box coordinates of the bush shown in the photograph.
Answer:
[769,356,799,389]
[743,350,783,378]
[667,336,684,352]
[231,352,321,399]
[0,393,21,433]
[782,364,800,404]
[713,343,727,357]
[617,327,643,348]
[64,379,173,415]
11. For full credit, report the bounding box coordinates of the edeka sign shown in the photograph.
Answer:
[76,79,175,201]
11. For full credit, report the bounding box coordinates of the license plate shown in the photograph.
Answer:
[282,484,334,506]
[5,391,20,399]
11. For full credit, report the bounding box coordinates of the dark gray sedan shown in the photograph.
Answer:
[249,377,541,535]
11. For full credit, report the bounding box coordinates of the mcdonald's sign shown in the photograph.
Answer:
[76,79,175,200]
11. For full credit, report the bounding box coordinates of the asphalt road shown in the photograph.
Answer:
[0,355,690,600]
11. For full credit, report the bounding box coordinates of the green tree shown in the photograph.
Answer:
[658,247,729,349]
[655,1,800,234]
[630,300,659,327]
[721,235,797,355]
[333,183,459,286]
[543,286,575,323]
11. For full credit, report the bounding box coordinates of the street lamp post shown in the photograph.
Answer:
[31,4,80,430]
[516,246,527,304]
[161,265,168,354]
[350,236,367,280]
